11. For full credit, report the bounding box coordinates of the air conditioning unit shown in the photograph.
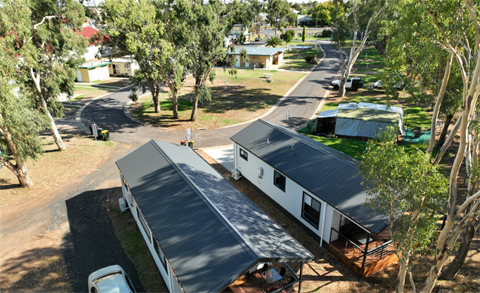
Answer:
[231,169,242,181]
[119,197,128,212]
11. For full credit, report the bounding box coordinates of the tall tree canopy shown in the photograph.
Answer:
[331,0,389,97]
[0,0,48,187]
[9,0,88,151]
[264,0,291,36]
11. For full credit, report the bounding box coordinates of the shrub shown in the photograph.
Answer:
[305,55,317,64]
[321,29,332,37]
[266,36,282,47]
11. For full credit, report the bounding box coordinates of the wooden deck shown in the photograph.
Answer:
[329,238,398,277]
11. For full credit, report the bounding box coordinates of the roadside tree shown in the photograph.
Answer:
[264,0,290,36]
[331,0,390,97]
[266,36,282,47]
[0,10,48,187]
[7,0,88,151]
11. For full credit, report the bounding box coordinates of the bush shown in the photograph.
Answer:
[280,29,296,43]
[266,36,282,47]
[305,55,317,64]
[321,29,332,37]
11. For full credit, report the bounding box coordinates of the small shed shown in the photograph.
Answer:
[227,46,286,69]
[311,102,404,138]
[108,58,140,77]
[116,140,313,292]
[76,61,111,82]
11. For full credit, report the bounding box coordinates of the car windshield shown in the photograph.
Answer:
[93,271,122,283]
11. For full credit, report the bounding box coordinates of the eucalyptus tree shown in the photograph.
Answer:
[7,0,88,151]
[99,0,168,114]
[0,1,48,187]
[264,0,291,36]
[331,0,390,97]
[417,1,480,291]
[360,127,448,293]
[176,0,236,121]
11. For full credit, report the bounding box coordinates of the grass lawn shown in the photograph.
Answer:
[130,68,305,130]
[280,42,323,71]
[73,85,115,102]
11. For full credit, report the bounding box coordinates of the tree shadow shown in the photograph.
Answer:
[0,247,72,292]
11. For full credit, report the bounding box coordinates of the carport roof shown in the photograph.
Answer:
[230,119,389,235]
[116,140,313,293]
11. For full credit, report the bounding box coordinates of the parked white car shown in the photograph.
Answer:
[330,77,364,90]
[88,265,136,293]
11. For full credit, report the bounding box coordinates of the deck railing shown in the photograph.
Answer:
[330,227,394,268]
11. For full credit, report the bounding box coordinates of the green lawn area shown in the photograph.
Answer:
[73,85,116,101]
[131,68,305,130]
[280,43,323,71]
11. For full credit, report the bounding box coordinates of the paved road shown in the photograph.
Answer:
[81,40,341,148]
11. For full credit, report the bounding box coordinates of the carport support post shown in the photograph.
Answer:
[298,261,304,293]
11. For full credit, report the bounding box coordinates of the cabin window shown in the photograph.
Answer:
[138,211,151,243]
[153,238,168,274]
[240,148,248,161]
[302,192,321,229]
[274,170,286,192]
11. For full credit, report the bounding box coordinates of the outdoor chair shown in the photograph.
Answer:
[413,127,422,138]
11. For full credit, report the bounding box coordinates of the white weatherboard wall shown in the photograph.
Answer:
[83,46,100,61]
[89,66,109,82]
[234,143,333,244]
[120,175,180,293]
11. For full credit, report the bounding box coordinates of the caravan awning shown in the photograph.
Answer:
[317,109,338,118]
[337,108,400,124]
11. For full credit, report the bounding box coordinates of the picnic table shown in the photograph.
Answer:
[264,73,273,83]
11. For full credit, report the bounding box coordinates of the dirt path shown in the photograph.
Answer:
[0,129,143,292]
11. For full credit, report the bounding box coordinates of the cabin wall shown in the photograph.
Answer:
[234,143,328,246]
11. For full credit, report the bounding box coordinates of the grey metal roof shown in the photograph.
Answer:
[230,120,388,235]
[116,140,313,293]
[228,46,287,56]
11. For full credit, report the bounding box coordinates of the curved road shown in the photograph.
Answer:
[81,40,341,147]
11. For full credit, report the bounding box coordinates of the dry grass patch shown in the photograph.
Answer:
[0,130,115,208]
[130,68,305,130]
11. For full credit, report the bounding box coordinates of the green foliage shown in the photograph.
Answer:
[302,25,306,42]
[280,29,295,43]
[266,36,282,47]
[321,29,332,37]
[359,127,448,286]
[264,0,291,35]
[312,1,335,25]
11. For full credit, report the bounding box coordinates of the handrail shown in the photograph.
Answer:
[331,227,365,253]
[365,240,393,254]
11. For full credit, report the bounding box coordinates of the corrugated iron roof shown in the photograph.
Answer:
[116,140,313,293]
[230,120,388,235]
[228,46,286,56]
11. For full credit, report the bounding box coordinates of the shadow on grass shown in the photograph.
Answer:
[132,85,282,128]
[0,247,72,292]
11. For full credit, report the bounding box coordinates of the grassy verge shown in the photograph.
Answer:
[130,68,305,130]
[104,201,167,292]
[280,42,323,71]
[0,132,115,208]
[73,85,114,102]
